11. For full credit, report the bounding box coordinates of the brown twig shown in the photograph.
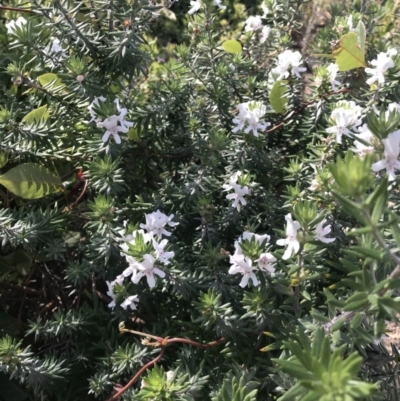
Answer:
[106,328,225,401]
[0,5,33,13]
[107,347,166,401]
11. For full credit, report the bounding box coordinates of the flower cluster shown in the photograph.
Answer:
[228,217,335,288]
[365,48,397,86]
[277,214,335,260]
[106,211,177,310]
[326,100,363,144]
[228,232,276,288]
[326,98,400,182]
[222,172,250,210]
[271,49,307,80]
[88,98,133,144]
[232,101,270,137]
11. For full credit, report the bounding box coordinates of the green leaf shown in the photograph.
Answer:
[0,163,62,199]
[5,251,32,275]
[221,39,242,54]
[0,152,9,168]
[269,80,288,114]
[332,32,366,71]
[38,73,64,90]
[22,105,50,125]
[350,312,364,329]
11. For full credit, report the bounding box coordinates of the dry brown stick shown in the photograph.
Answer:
[106,328,225,401]
[107,347,166,401]
[0,5,33,13]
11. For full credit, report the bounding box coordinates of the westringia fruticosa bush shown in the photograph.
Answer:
[2,0,400,400]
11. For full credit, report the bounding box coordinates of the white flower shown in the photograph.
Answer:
[232,101,270,136]
[256,252,276,273]
[153,239,174,264]
[326,107,362,144]
[188,0,201,14]
[140,210,178,239]
[213,0,226,10]
[351,124,374,155]
[232,103,250,133]
[260,26,271,43]
[114,99,134,131]
[289,51,308,78]
[99,100,133,145]
[276,213,301,260]
[120,295,139,310]
[226,183,249,209]
[6,17,27,35]
[132,254,166,288]
[315,219,335,243]
[327,64,341,91]
[100,115,126,144]
[243,104,270,137]
[245,16,263,32]
[228,254,259,287]
[223,173,249,210]
[372,130,400,181]
[365,52,396,85]
[271,50,306,80]
[120,229,153,255]
[106,275,124,309]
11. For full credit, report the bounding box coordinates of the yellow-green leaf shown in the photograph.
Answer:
[128,127,141,142]
[332,32,366,71]
[38,73,64,90]
[269,80,288,114]
[22,105,50,125]
[0,163,62,199]
[221,39,242,54]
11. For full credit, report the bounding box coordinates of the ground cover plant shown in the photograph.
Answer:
[1,0,400,400]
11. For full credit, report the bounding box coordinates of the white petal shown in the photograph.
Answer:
[239,275,250,288]
[153,268,166,278]
[147,274,156,288]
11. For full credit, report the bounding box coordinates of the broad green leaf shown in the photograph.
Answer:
[0,163,62,199]
[332,32,366,71]
[222,39,242,54]
[128,127,141,142]
[269,80,288,114]
[22,105,50,125]
[38,73,64,90]
[5,251,32,275]
[0,152,9,168]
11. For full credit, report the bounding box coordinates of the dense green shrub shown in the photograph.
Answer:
[2,0,400,400]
